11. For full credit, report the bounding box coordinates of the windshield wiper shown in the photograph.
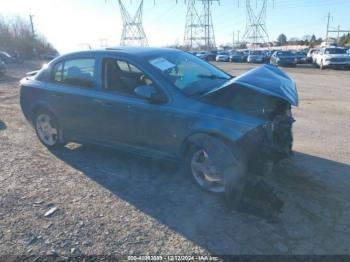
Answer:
[197,74,230,80]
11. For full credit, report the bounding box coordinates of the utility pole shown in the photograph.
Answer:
[29,14,37,59]
[325,11,331,40]
[29,14,35,38]
[232,31,235,47]
[324,11,350,44]
[184,0,220,50]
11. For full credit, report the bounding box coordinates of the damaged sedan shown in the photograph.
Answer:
[20,47,298,197]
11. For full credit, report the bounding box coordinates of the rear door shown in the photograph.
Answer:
[46,57,103,140]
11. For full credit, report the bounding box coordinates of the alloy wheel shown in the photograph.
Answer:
[190,149,225,193]
[36,113,59,146]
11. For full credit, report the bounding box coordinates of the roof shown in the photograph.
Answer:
[61,47,180,59]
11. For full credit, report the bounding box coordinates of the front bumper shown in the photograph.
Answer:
[323,61,350,68]
[248,58,264,63]
[216,58,229,62]
[277,61,296,67]
[239,115,295,173]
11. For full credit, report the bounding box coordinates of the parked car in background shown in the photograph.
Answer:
[263,50,273,63]
[270,51,297,67]
[20,47,298,196]
[306,48,318,64]
[0,51,23,64]
[205,50,218,61]
[229,51,247,62]
[315,47,350,70]
[0,51,16,64]
[196,51,207,60]
[215,51,230,62]
[247,50,265,63]
[294,51,308,64]
[0,59,6,77]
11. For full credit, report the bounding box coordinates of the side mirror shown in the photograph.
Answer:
[134,85,166,104]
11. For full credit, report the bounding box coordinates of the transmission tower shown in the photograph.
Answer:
[184,0,219,50]
[118,0,148,46]
[242,0,270,46]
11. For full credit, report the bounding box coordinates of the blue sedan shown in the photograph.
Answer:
[20,47,298,196]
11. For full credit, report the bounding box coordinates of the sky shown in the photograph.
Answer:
[2,0,350,54]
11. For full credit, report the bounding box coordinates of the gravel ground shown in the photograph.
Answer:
[0,61,350,256]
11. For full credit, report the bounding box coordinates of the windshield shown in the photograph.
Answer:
[250,51,263,55]
[325,48,346,54]
[148,52,231,96]
[277,51,293,57]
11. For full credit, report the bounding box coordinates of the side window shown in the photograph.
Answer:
[52,62,63,82]
[103,58,154,97]
[116,60,130,72]
[51,58,96,88]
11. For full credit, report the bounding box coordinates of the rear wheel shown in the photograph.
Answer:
[34,110,63,149]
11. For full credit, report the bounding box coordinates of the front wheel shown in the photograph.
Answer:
[184,136,246,195]
[34,110,63,149]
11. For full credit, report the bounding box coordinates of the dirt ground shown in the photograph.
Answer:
[0,61,349,256]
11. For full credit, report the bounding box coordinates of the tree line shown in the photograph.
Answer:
[277,33,350,47]
[0,15,57,59]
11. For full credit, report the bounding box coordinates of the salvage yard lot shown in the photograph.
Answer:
[0,62,350,255]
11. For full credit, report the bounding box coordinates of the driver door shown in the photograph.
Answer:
[94,57,176,157]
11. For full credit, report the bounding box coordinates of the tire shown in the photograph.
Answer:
[183,135,246,197]
[320,61,325,70]
[34,109,63,149]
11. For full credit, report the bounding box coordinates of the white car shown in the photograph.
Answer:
[247,50,265,63]
[196,51,207,60]
[315,47,350,70]
[215,52,230,62]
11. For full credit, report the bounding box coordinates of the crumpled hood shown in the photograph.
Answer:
[204,64,299,106]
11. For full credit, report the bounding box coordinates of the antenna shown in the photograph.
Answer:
[118,0,148,46]
[184,0,219,50]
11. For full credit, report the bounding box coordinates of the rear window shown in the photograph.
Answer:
[51,58,96,88]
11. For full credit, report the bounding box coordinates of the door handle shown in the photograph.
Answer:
[94,99,112,107]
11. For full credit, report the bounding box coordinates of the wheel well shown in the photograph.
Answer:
[181,132,236,159]
[31,106,51,123]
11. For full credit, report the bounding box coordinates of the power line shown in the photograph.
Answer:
[184,0,220,49]
[118,0,148,46]
[242,0,271,46]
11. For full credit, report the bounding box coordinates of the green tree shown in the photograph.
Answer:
[310,34,316,43]
[277,34,287,46]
